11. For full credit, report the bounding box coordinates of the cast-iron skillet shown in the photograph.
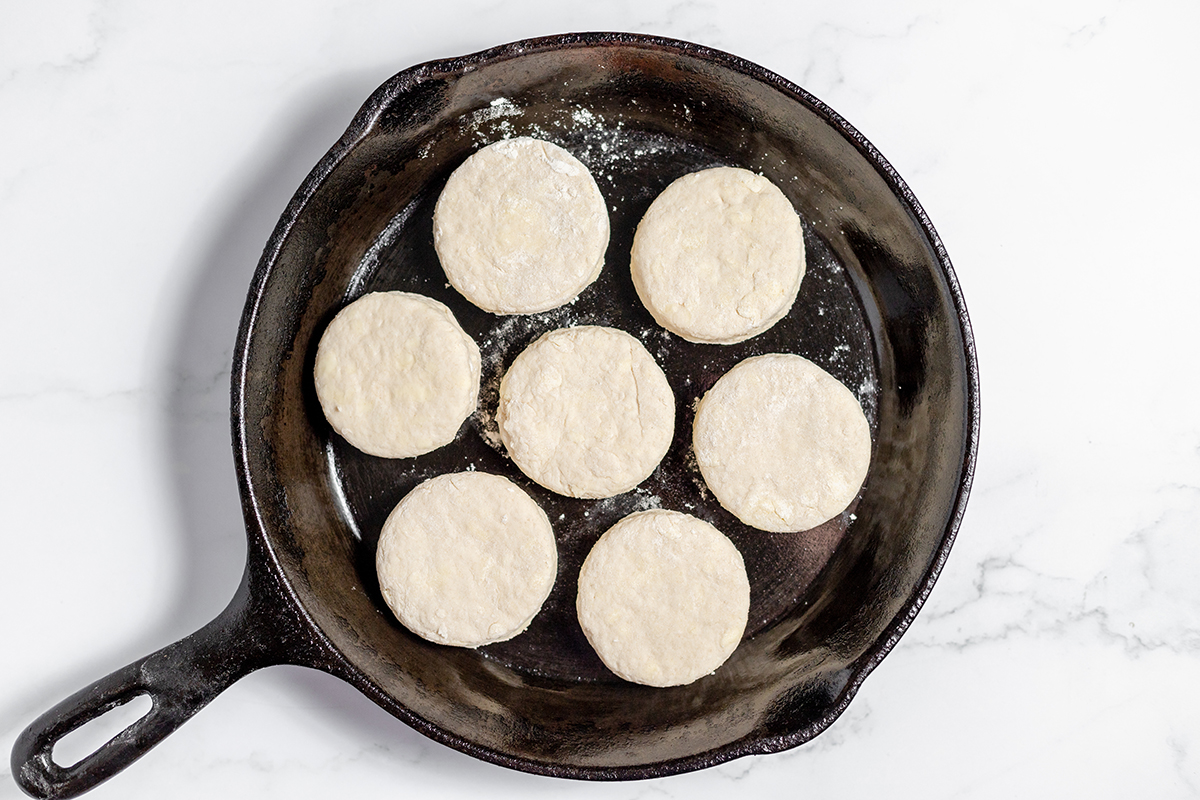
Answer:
[12,32,979,799]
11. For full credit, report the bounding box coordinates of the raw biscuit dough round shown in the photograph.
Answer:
[693,353,871,532]
[630,166,805,344]
[313,291,480,459]
[376,471,558,648]
[433,137,610,315]
[576,509,750,687]
[496,326,675,499]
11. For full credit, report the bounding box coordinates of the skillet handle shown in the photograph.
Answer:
[10,563,305,800]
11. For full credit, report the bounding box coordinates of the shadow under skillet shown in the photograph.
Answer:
[326,119,878,682]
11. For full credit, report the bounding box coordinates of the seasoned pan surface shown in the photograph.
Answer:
[240,31,976,774]
[13,33,978,797]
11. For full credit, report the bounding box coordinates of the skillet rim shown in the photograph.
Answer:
[230,30,981,779]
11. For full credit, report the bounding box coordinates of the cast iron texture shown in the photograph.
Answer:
[12,32,979,798]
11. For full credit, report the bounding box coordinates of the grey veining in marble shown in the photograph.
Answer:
[3,1,1199,797]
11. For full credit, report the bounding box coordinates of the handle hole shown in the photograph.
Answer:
[52,693,154,768]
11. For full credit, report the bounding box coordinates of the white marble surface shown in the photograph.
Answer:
[3,1,1199,797]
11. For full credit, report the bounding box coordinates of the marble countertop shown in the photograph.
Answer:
[3,1,1198,798]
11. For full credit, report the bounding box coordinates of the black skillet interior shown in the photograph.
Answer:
[236,33,978,777]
